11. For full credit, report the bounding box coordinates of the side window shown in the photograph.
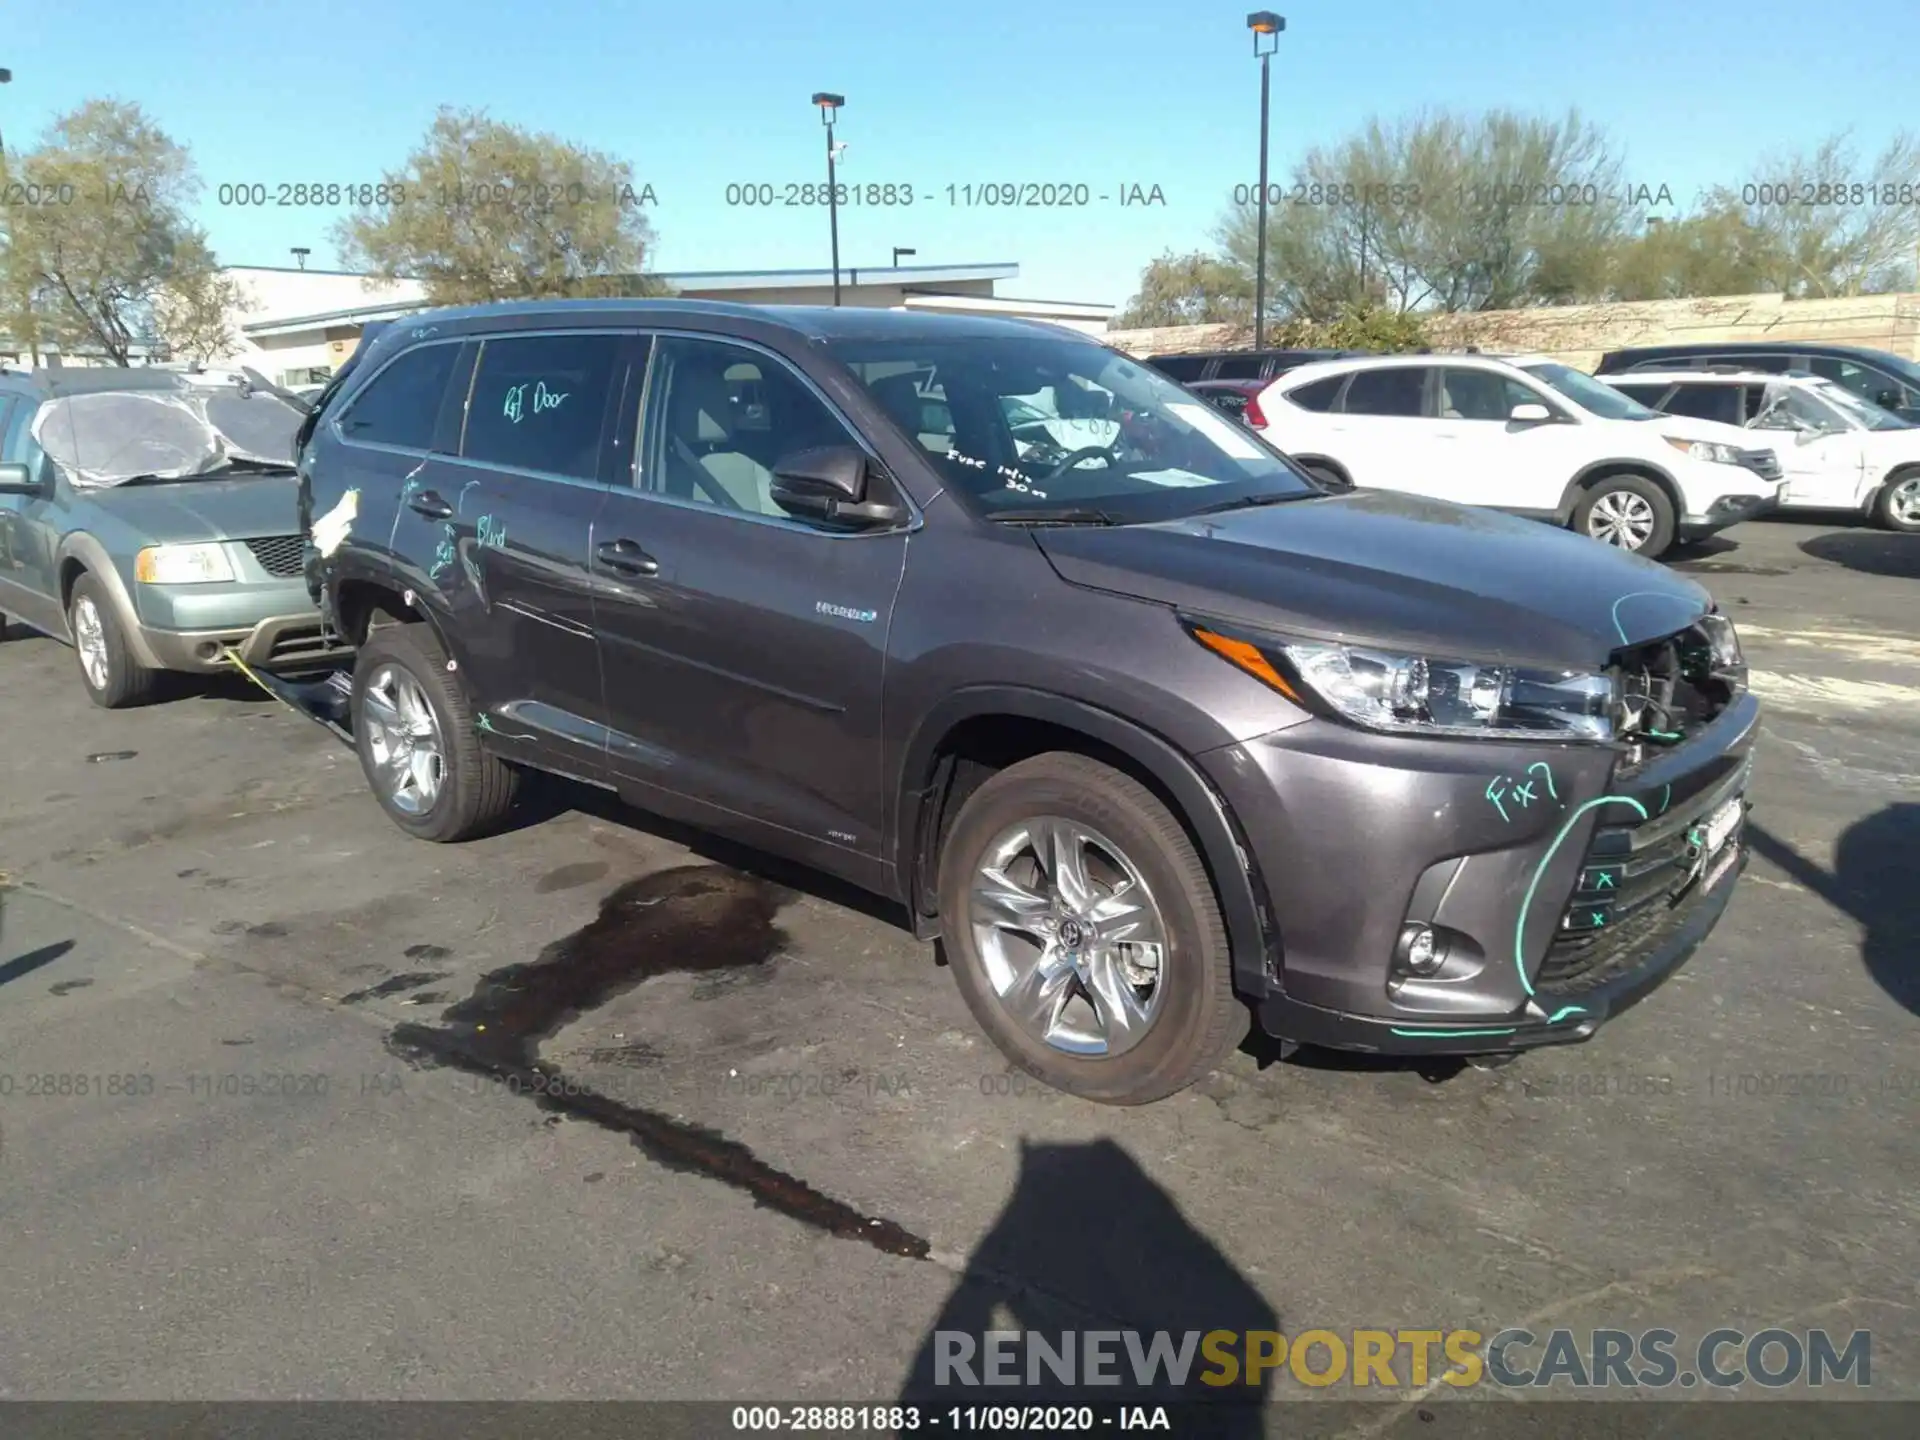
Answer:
[3,398,48,480]
[461,333,628,481]
[1211,355,1266,380]
[1661,385,1742,426]
[644,336,860,522]
[1285,375,1346,412]
[1806,356,1902,407]
[1609,383,1671,407]
[1438,368,1539,421]
[338,342,462,450]
[1738,386,1771,424]
[1723,353,1791,374]
[1149,356,1207,383]
[0,399,16,453]
[1342,367,1429,418]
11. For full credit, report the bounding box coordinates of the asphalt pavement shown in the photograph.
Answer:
[1,515,1915,1428]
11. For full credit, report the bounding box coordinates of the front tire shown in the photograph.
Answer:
[1575,475,1675,558]
[69,574,162,709]
[1873,470,1920,533]
[351,622,519,842]
[935,753,1245,1105]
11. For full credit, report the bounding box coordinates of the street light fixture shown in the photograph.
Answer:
[0,68,12,160]
[891,246,916,268]
[290,246,311,271]
[1246,12,1284,350]
[812,92,846,306]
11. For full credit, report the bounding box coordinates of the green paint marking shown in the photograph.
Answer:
[1596,872,1615,889]
[1611,590,1706,645]
[1514,794,1650,997]
[1590,911,1606,926]
[1658,783,1672,815]
[1546,1006,1588,1024]
[1389,1026,1519,1039]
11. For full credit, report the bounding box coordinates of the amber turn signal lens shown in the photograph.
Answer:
[1191,627,1303,704]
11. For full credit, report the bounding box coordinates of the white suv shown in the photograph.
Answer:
[1605,368,1920,533]
[1255,353,1783,558]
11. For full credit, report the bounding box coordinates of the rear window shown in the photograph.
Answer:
[340,343,462,451]
[1210,355,1266,380]
[1609,383,1671,407]
[461,333,626,481]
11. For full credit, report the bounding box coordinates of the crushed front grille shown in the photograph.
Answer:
[1612,621,1743,758]
[245,535,306,577]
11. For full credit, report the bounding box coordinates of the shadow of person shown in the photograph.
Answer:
[1747,806,1920,1014]
[898,1137,1279,1432]
[1798,529,1920,581]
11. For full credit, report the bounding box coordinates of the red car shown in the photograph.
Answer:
[1185,378,1273,430]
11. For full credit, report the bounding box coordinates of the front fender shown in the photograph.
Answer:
[55,532,165,669]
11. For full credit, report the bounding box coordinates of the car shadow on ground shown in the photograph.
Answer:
[1747,808,1920,1015]
[1798,531,1920,580]
[895,1136,1279,1426]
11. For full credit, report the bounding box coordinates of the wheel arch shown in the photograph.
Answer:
[54,534,164,669]
[1555,460,1683,528]
[893,686,1278,999]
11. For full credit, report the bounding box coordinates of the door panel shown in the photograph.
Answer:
[1427,368,1574,509]
[435,331,641,762]
[1332,366,1447,495]
[0,404,66,632]
[591,333,906,858]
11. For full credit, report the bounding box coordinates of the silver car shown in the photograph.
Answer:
[0,367,351,707]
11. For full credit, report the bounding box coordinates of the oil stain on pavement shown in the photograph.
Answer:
[387,864,932,1260]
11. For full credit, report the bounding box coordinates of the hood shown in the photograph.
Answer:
[85,474,304,545]
[1660,416,1771,450]
[1032,488,1713,672]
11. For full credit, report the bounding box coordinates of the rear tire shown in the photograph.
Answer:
[350,621,519,842]
[935,753,1245,1105]
[1872,470,1920,533]
[1574,475,1675,558]
[69,574,162,709]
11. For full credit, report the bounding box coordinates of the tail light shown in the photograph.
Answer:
[1243,393,1268,429]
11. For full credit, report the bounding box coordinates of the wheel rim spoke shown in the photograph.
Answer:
[1035,819,1096,912]
[1003,951,1077,1038]
[971,866,1053,934]
[1081,946,1152,1050]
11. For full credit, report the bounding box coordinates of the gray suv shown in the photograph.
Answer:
[301,301,1758,1104]
[0,366,350,706]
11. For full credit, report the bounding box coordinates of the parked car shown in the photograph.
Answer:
[1145,347,1364,384]
[1595,342,1920,425]
[303,300,1757,1104]
[1185,379,1270,426]
[1604,368,1920,531]
[1255,353,1782,558]
[0,366,350,706]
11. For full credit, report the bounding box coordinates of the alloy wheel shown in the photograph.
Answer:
[360,664,446,815]
[968,816,1169,1057]
[1586,490,1657,550]
[1889,475,1920,528]
[73,596,110,691]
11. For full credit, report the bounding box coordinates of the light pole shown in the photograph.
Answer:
[290,246,311,271]
[892,246,916,268]
[812,92,845,305]
[1247,13,1284,350]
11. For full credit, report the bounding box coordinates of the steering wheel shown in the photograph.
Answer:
[1038,445,1121,484]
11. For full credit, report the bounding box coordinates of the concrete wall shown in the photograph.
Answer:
[1105,291,1920,370]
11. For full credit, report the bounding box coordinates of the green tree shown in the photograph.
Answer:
[336,107,666,305]
[1271,301,1431,352]
[1112,250,1252,328]
[1606,202,1786,301]
[1720,129,1920,296]
[0,99,236,364]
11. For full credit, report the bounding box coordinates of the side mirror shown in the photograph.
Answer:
[769,445,904,526]
[1509,402,1553,424]
[1875,389,1901,410]
[0,461,44,497]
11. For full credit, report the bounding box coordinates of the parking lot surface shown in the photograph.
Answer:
[1,516,1915,1420]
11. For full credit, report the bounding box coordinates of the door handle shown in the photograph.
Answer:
[408,490,454,519]
[595,538,659,577]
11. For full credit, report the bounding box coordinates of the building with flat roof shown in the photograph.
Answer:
[215,261,1112,387]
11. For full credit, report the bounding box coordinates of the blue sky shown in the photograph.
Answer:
[8,1,1908,308]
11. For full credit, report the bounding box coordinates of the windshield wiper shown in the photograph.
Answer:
[217,458,298,475]
[987,507,1120,526]
[1189,491,1317,516]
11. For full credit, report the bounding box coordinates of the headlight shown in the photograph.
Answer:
[1695,610,1744,670]
[134,543,236,584]
[1189,624,1615,742]
[1664,436,1743,466]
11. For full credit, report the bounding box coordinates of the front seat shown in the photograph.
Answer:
[668,363,778,515]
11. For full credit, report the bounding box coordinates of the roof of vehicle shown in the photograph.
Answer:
[374,297,1096,346]
[1267,351,1549,387]
[1143,346,1361,362]
[1185,378,1269,392]
[1602,340,1907,359]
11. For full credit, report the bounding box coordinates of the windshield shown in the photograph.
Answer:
[1804,378,1912,431]
[1523,362,1662,421]
[827,334,1317,523]
[1751,382,1858,437]
[33,385,304,489]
